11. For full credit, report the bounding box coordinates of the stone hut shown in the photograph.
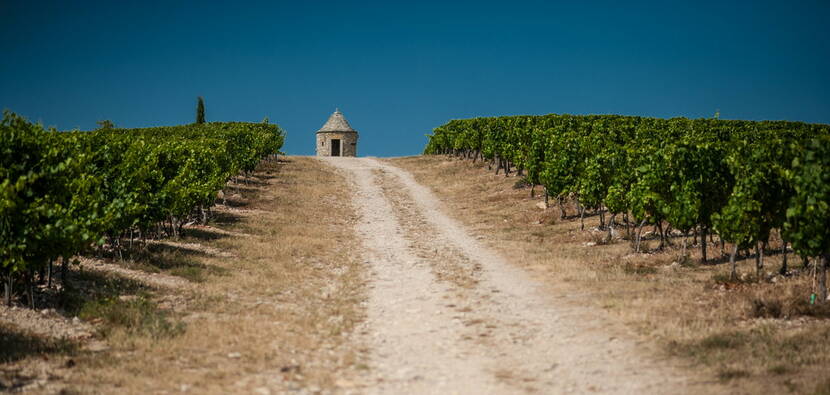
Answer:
[316,109,358,157]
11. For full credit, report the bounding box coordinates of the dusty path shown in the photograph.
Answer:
[321,157,710,394]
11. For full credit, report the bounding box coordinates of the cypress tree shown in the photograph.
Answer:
[196,96,206,124]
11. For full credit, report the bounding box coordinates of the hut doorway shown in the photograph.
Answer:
[331,139,341,156]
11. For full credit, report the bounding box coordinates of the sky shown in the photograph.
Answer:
[1,1,829,156]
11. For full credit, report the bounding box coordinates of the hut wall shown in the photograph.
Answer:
[316,132,358,157]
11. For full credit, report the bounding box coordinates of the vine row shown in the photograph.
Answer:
[424,114,830,302]
[1,112,285,305]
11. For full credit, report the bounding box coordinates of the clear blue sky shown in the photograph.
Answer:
[1,1,828,156]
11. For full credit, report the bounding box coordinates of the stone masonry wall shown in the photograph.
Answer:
[316,132,358,157]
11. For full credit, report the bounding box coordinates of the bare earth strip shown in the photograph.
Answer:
[322,157,721,394]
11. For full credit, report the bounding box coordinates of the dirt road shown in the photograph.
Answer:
[322,157,709,394]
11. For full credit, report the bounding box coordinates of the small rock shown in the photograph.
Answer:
[180,384,191,392]
[335,379,354,388]
[227,352,242,359]
[536,201,548,210]
[86,341,109,352]
[253,387,271,395]
[72,317,81,324]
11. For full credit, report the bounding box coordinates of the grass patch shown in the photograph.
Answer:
[169,266,206,282]
[698,331,749,350]
[0,324,76,363]
[751,298,784,318]
[57,270,148,316]
[125,260,161,274]
[670,324,830,387]
[622,262,657,275]
[711,272,758,285]
[749,295,830,319]
[513,177,532,189]
[814,378,830,395]
[79,295,184,339]
[128,245,226,282]
[718,368,750,381]
[587,230,615,246]
[136,247,202,271]
[768,364,793,375]
[789,299,830,319]
[675,254,698,268]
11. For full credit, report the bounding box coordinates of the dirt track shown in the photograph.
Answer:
[321,156,710,394]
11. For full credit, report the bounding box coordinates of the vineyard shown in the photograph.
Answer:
[424,114,830,303]
[0,112,284,305]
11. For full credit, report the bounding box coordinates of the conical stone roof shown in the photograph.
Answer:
[317,109,357,133]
